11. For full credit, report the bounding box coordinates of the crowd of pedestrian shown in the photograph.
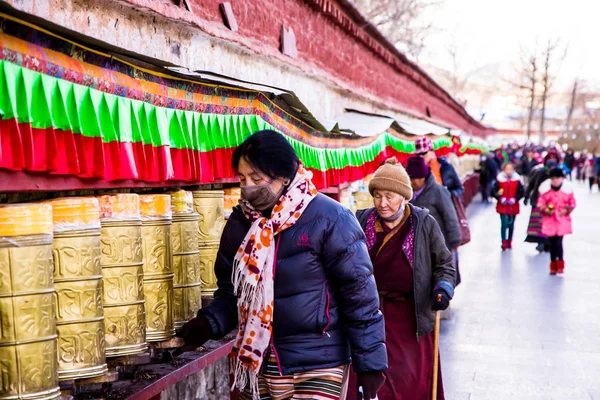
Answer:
[480,143,600,192]
[479,142,580,275]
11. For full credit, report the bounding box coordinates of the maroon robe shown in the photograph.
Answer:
[348,210,444,400]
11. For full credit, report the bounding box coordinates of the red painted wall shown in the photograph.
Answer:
[123,0,490,135]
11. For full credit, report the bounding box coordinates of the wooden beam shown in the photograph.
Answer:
[0,169,238,192]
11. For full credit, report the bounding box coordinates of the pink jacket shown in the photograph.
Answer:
[536,180,576,237]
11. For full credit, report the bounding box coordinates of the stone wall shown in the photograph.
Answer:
[160,356,230,400]
[1,0,488,134]
[183,0,484,133]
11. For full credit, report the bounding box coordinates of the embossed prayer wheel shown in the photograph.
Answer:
[48,198,107,381]
[139,195,175,342]
[353,191,374,211]
[192,190,226,242]
[0,204,60,400]
[192,191,225,297]
[98,194,147,357]
[170,191,201,329]
[198,242,219,297]
[223,188,241,217]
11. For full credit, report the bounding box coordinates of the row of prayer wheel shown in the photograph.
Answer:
[0,190,225,400]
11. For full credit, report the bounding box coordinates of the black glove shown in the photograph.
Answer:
[173,313,213,357]
[357,371,386,399]
[432,288,450,311]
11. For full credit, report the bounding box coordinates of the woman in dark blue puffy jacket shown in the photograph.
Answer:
[176,130,387,400]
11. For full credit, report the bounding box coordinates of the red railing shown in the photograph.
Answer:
[462,173,480,207]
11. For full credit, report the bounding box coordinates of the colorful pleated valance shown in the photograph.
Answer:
[0,13,485,189]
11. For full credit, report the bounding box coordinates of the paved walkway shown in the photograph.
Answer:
[441,182,600,400]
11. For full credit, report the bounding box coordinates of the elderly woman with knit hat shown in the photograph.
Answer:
[355,158,455,400]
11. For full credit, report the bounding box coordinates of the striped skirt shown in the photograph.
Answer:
[240,353,348,400]
[525,207,548,243]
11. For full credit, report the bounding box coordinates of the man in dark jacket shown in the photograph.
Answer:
[480,153,500,203]
[438,157,464,197]
[519,148,539,185]
[564,149,575,180]
[406,156,462,251]
[576,151,588,181]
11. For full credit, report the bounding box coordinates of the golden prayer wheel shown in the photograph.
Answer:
[353,191,374,211]
[139,195,175,342]
[223,188,241,215]
[47,198,107,381]
[169,191,201,329]
[198,241,220,297]
[192,191,225,297]
[98,194,147,357]
[0,204,60,400]
[192,190,226,242]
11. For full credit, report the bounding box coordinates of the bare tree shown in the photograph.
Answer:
[515,46,539,141]
[538,40,565,144]
[509,40,565,143]
[565,79,578,131]
[578,81,600,127]
[561,81,600,151]
[443,44,497,109]
[447,44,471,101]
[352,0,441,60]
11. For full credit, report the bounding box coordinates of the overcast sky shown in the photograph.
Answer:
[419,0,600,92]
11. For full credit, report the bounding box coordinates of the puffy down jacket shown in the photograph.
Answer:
[201,194,387,374]
[492,172,524,215]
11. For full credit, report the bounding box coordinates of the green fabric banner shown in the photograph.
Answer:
[0,60,458,172]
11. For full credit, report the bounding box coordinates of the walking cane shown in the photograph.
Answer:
[431,294,442,400]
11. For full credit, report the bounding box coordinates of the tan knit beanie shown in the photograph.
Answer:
[368,157,414,200]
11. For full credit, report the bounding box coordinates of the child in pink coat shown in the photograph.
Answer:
[536,168,576,275]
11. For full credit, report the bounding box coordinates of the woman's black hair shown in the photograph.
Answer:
[232,130,300,181]
[549,167,565,178]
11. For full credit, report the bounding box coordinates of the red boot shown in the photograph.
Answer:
[557,260,565,274]
[549,261,558,275]
[507,240,512,249]
[501,240,508,251]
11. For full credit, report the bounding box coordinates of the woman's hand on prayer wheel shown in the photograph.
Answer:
[173,313,213,356]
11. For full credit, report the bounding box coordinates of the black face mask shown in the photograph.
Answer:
[551,184,562,191]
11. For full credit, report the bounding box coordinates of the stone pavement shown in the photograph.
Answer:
[440,182,600,400]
